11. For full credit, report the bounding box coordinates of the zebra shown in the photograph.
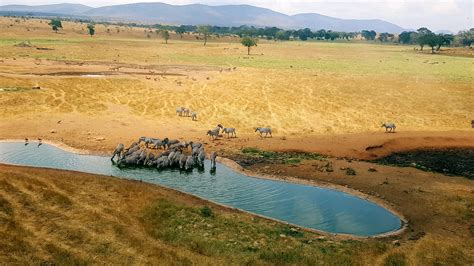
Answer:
[136,149,148,165]
[138,137,154,147]
[255,127,272,138]
[111,143,124,161]
[222,127,237,138]
[179,154,187,169]
[151,138,166,149]
[156,156,169,170]
[144,152,156,166]
[210,151,217,168]
[124,144,140,156]
[189,141,202,150]
[207,128,220,140]
[190,111,197,121]
[164,138,180,148]
[381,123,396,132]
[176,107,184,116]
[197,150,206,167]
[185,155,195,170]
[182,108,190,117]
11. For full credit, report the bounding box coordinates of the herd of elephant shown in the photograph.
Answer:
[111,136,217,171]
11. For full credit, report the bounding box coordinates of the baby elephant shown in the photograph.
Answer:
[381,123,396,133]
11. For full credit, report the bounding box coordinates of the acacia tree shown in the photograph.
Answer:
[197,25,211,46]
[87,24,95,37]
[416,27,432,50]
[456,29,474,47]
[241,37,257,55]
[399,31,416,44]
[435,34,453,51]
[48,19,62,33]
[275,30,287,41]
[361,30,376,40]
[176,25,186,39]
[161,30,170,44]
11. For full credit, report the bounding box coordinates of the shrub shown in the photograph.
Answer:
[200,206,213,218]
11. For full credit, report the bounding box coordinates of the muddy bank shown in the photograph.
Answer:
[375,148,474,179]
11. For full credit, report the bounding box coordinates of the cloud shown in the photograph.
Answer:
[2,0,472,32]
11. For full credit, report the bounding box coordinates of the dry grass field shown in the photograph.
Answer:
[1,164,472,265]
[0,17,472,141]
[0,16,473,265]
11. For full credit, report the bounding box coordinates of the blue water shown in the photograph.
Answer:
[0,142,401,236]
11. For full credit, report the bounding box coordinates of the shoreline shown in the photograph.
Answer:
[0,138,408,239]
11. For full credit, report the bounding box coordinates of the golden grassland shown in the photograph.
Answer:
[0,17,473,139]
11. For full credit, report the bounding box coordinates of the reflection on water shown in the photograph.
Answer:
[0,142,401,236]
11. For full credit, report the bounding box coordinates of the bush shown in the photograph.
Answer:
[200,206,213,218]
[346,168,357,176]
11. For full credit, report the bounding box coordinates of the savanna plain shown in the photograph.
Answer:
[0,17,473,265]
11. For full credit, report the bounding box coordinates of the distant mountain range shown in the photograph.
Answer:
[0,2,405,33]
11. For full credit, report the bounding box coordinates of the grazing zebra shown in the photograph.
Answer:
[190,111,197,121]
[222,127,237,138]
[207,128,220,140]
[255,127,272,138]
[381,123,396,132]
[111,143,124,161]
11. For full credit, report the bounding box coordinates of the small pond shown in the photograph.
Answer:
[0,142,402,236]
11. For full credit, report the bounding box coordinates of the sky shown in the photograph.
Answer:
[2,0,472,32]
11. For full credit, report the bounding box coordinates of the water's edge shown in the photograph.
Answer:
[0,139,407,238]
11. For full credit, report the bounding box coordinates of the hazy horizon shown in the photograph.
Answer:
[1,0,472,32]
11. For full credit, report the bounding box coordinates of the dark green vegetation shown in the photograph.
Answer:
[400,28,473,50]
[241,37,258,55]
[239,147,325,166]
[160,30,170,44]
[375,148,474,179]
[48,18,62,33]
[5,13,472,49]
[86,24,95,37]
[0,86,40,92]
